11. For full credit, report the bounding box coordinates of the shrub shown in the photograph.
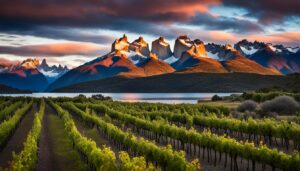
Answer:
[261,96,300,115]
[232,111,258,119]
[243,111,259,119]
[211,95,222,101]
[91,94,113,101]
[237,100,258,112]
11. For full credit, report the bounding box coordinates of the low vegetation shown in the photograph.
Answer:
[261,96,300,115]
[0,96,300,171]
[237,100,258,112]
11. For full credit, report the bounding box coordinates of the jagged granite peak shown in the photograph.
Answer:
[173,35,194,59]
[174,35,208,59]
[111,34,130,52]
[129,36,150,56]
[40,58,48,67]
[36,58,69,83]
[205,43,239,61]
[37,58,68,72]
[234,39,299,57]
[20,58,40,69]
[234,39,265,57]
[151,37,173,60]
[192,39,207,57]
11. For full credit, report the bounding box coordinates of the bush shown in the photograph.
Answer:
[232,111,258,119]
[237,100,258,112]
[91,94,113,101]
[261,96,300,115]
[211,95,222,101]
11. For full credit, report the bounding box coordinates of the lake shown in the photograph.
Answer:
[0,93,239,104]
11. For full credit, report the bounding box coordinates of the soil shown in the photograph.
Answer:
[0,103,37,168]
[36,103,88,171]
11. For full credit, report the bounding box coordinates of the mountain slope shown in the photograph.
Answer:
[206,43,281,75]
[223,54,281,75]
[0,84,31,94]
[249,46,297,74]
[0,68,48,91]
[172,38,227,73]
[137,53,175,76]
[53,72,292,93]
[235,40,300,74]
[47,51,145,91]
[174,50,227,73]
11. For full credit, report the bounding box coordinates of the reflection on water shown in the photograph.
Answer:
[0,93,239,104]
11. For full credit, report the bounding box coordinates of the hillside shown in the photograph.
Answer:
[0,84,31,94]
[53,72,294,93]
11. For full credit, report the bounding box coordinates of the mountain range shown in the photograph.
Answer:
[0,34,299,92]
[0,58,68,91]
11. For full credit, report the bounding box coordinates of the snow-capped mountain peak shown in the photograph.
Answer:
[287,47,299,53]
[205,43,239,61]
[240,46,258,55]
[20,58,40,69]
[234,39,265,57]
[119,50,147,64]
[36,59,69,82]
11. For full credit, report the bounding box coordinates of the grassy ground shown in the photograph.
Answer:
[71,115,108,147]
[36,104,89,171]
[197,100,241,109]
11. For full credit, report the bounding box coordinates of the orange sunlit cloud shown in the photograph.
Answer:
[0,42,109,57]
[246,32,300,45]
[181,30,300,46]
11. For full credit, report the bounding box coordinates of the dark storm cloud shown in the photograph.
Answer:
[0,0,251,39]
[190,13,262,33]
[222,0,300,24]
[0,0,299,41]
[0,0,219,25]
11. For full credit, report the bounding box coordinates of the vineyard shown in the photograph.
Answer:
[0,96,300,171]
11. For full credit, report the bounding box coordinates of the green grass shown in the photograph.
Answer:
[197,100,241,109]
[48,114,89,171]
[71,115,108,148]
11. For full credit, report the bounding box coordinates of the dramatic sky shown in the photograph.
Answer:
[0,0,299,67]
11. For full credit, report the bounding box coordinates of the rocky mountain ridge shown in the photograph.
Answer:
[1,34,299,92]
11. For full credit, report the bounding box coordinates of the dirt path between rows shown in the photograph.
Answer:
[36,103,88,171]
[68,110,120,157]
[0,102,37,168]
[36,103,56,171]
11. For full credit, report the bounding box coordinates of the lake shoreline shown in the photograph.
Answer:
[0,93,241,104]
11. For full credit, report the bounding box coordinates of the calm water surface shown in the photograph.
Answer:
[0,93,240,104]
